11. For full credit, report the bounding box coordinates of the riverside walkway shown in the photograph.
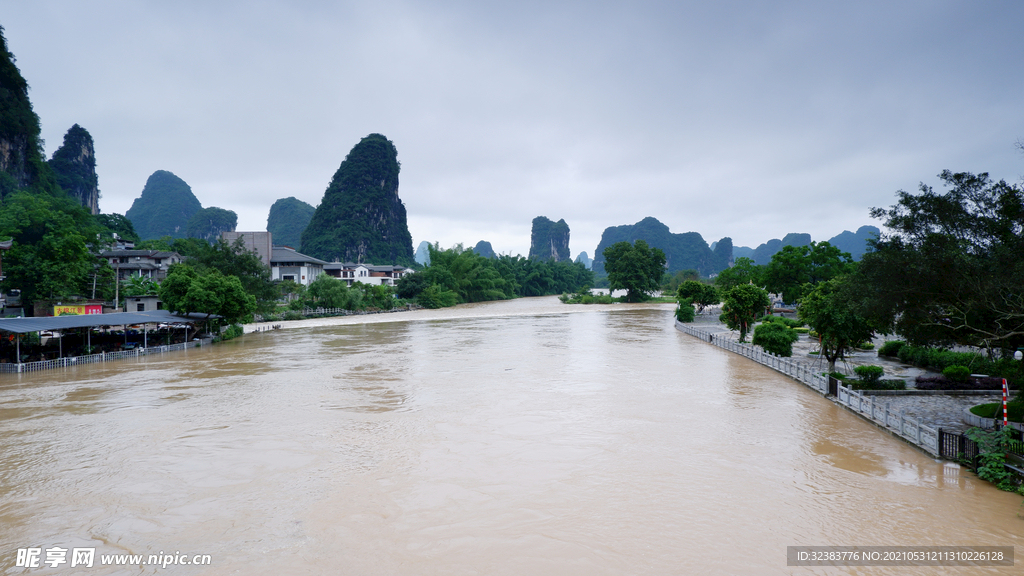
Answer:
[675,319,944,456]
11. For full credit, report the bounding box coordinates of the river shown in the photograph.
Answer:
[0,297,1020,575]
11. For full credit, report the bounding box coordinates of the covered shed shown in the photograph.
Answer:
[0,310,217,366]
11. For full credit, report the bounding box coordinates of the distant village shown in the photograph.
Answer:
[0,230,409,319]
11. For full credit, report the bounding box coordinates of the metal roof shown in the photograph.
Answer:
[270,246,328,265]
[0,310,216,334]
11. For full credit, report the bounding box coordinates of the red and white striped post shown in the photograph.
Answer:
[1002,378,1009,427]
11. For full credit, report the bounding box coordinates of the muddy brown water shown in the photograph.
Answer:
[1,297,1020,575]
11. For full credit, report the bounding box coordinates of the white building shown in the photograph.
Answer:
[323,262,410,287]
[270,246,327,286]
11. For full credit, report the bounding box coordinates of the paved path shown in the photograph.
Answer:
[688,315,998,433]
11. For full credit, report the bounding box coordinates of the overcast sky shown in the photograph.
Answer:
[4,1,1023,258]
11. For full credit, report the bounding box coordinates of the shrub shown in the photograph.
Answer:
[794,327,809,334]
[283,311,304,321]
[915,375,1016,391]
[854,365,884,383]
[676,299,695,322]
[849,379,907,391]
[759,315,803,328]
[857,342,875,350]
[417,284,459,308]
[752,321,799,356]
[878,340,905,357]
[826,371,846,380]
[220,324,244,341]
[942,365,972,382]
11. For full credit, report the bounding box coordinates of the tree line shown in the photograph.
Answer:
[676,168,1024,381]
[396,244,594,308]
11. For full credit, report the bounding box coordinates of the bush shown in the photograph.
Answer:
[220,324,244,341]
[752,321,799,356]
[878,340,905,357]
[283,311,304,321]
[826,371,846,380]
[849,379,907,391]
[854,365,884,383]
[676,299,696,322]
[417,284,460,308]
[857,342,875,350]
[915,375,1016,391]
[759,315,803,328]
[794,327,809,334]
[942,365,972,382]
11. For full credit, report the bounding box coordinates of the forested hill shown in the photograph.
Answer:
[0,27,60,197]
[825,226,879,260]
[528,216,570,261]
[300,134,414,265]
[125,170,202,240]
[733,227,879,263]
[592,217,730,277]
[187,206,237,244]
[473,240,495,258]
[267,197,315,248]
[48,124,99,214]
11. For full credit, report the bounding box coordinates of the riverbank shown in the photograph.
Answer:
[682,316,996,434]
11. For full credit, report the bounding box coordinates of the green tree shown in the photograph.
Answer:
[752,321,799,356]
[0,192,100,306]
[720,284,771,342]
[187,238,277,313]
[714,257,763,291]
[676,280,719,313]
[798,277,874,372]
[357,283,396,310]
[602,240,666,302]
[663,269,699,293]
[122,275,158,297]
[305,274,353,309]
[858,170,1024,352]
[761,241,854,303]
[95,213,140,243]
[159,264,256,324]
[675,298,696,322]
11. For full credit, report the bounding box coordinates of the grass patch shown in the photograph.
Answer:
[970,401,1024,423]
[647,295,679,303]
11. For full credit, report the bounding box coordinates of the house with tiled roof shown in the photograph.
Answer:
[100,250,182,282]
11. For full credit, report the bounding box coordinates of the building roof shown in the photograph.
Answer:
[99,250,180,259]
[322,262,407,272]
[0,310,217,334]
[270,246,328,266]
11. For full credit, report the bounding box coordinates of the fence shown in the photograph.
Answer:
[0,338,213,374]
[938,427,1024,485]
[675,320,940,455]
